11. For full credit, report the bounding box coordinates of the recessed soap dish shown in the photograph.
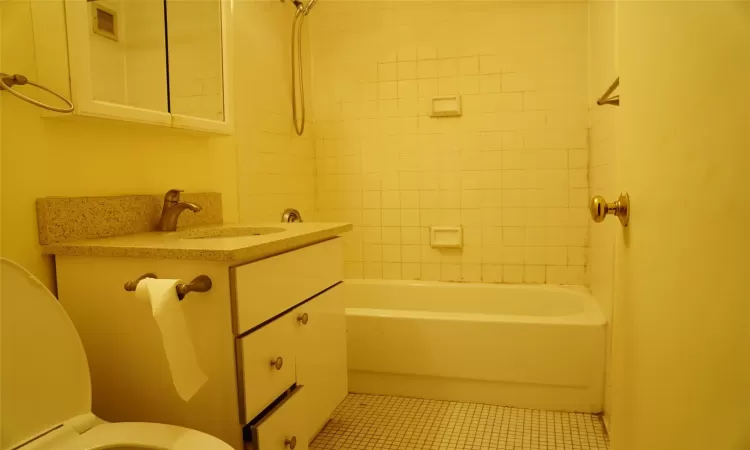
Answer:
[430,96,462,117]
[430,226,463,249]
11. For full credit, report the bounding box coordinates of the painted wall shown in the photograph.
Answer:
[0,1,238,290]
[587,0,618,429]
[234,0,317,222]
[310,1,590,284]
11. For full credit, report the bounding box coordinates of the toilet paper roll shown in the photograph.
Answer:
[135,278,208,401]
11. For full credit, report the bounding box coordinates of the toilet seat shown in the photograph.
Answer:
[0,258,233,450]
[33,422,231,450]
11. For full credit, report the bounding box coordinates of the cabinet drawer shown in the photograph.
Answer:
[232,238,344,334]
[237,313,296,423]
[251,387,308,450]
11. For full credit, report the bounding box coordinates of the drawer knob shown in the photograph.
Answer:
[270,356,284,370]
[285,436,297,449]
[297,312,309,325]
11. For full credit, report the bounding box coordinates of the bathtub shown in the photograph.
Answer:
[343,280,606,413]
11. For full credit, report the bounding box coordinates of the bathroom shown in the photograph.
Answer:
[1,0,748,449]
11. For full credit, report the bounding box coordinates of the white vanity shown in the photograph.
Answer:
[44,223,351,450]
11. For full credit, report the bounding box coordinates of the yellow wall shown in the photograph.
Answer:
[0,1,239,290]
[587,0,618,429]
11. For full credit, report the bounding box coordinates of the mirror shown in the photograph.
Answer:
[166,0,225,122]
[31,0,231,131]
[88,0,169,112]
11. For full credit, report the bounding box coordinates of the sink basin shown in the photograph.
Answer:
[175,226,286,239]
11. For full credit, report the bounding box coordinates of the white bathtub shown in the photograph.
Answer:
[343,280,606,413]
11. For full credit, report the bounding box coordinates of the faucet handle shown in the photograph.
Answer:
[164,189,184,204]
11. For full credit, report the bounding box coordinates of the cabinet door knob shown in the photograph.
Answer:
[270,356,283,370]
[297,312,309,325]
[284,436,297,449]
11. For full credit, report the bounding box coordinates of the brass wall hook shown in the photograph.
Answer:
[590,192,630,227]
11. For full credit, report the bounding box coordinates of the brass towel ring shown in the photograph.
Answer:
[0,73,75,113]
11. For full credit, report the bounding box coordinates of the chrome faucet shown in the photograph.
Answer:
[156,189,202,232]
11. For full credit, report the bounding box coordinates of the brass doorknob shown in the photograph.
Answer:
[297,312,309,325]
[270,357,283,370]
[590,192,630,227]
[285,436,297,449]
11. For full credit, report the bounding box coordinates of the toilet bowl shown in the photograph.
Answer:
[0,258,234,450]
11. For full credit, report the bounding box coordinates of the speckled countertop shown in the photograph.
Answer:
[42,223,352,263]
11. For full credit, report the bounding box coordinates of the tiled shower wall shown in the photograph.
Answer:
[310,1,590,283]
[234,0,317,222]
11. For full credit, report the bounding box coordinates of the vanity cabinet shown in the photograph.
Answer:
[54,238,346,450]
[30,0,233,133]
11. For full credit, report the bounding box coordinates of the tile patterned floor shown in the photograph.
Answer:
[311,394,610,450]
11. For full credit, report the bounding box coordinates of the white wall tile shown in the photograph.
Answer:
[383,262,402,279]
[312,1,589,285]
[418,60,438,79]
[363,262,383,279]
[459,56,480,76]
[379,62,399,81]
[482,264,504,283]
[382,227,401,245]
[462,264,482,282]
[504,265,524,283]
[441,264,462,282]
[524,265,546,284]
[421,263,441,281]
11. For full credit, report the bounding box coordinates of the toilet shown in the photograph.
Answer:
[0,258,234,450]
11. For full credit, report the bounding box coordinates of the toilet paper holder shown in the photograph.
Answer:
[124,273,213,300]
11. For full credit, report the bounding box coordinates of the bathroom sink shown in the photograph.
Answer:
[175,226,286,239]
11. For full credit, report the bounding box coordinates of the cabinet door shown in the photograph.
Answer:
[295,285,347,441]
[166,0,234,133]
[64,0,172,125]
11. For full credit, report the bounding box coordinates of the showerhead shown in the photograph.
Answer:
[283,0,318,15]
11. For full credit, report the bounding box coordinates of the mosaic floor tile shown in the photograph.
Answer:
[311,394,609,450]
